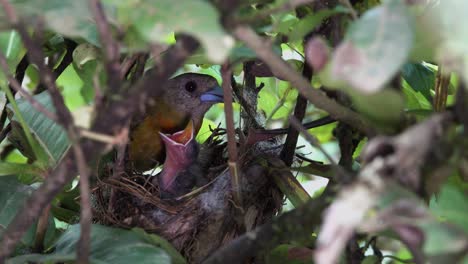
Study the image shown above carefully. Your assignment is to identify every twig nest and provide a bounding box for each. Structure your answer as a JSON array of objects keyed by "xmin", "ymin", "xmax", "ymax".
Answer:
[{"xmin": 93, "ymin": 140, "xmax": 283, "ymax": 262}]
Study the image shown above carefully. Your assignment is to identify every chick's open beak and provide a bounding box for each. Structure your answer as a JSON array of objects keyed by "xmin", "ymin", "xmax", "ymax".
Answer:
[
  {"xmin": 200, "ymin": 85, "xmax": 223, "ymax": 103},
  {"xmin": 157, "ymin": 121, "xmax": 198, "ymax": 195}
]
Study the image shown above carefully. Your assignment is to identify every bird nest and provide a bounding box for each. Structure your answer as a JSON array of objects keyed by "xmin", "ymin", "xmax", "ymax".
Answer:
[{"xmin": 92, "ymin": 132, "xmax": 284, "ymax": 263}]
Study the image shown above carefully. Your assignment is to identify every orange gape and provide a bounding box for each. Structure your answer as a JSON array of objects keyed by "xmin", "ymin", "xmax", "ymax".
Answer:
[
  {"xmin": 129, "ymin": 100, "xmax": 190, "ymax": 172},
  {"xmin": 127, "ymin": 73, "xmax": 223, "ymax": 172}
]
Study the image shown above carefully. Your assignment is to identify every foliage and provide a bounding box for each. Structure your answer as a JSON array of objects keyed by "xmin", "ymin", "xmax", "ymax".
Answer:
[{"xmin": 0, "ymin": 0, "xmax": 467, "ymax": 263}]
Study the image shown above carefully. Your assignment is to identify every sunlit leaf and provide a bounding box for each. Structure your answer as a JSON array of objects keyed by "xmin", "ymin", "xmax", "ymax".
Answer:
[
  {"xmin": 401, "ymin": 63, "xmax": 434, "ymax": 102},
  {"xmin": 104, "ymin": 0, "xmax": 234, "ymax": 63},
  {"xmin": 0, "ymin": 162, "xmax": 43, "ymax": 178},
  {"xmin": 331, "ymin": 0, "xmax": 413, "ymax": 93},
  {"xmin": 0, "ymin": 30, "xmax": 25, "ymax": 85}
]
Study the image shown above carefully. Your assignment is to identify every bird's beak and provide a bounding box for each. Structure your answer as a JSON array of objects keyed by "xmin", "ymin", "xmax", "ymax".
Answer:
[
  {"xmin": 200, "ymin": 85, "xmax": 223, "ymax": 103},
  {"xmin": 157, "ymin": 121, "xmax": 197, "ymax": 195}
]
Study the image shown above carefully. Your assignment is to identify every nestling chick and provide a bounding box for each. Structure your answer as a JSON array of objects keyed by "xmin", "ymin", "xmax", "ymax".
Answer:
[{"xmin": 155, "ymin": 121, "xmax": 207, "ymax": 199}]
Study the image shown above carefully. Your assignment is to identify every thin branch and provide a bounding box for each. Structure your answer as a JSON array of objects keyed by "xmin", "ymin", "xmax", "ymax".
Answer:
[
  {"xmin": 33, "ymin": 205, "xmax": 50, "ymax": 253},
  {"xmin": 120, "ymin": 54, "xmax": 139, "ymax": 80},
  {"xmin": 280, "ymin": 61, "xmax": 312, "ymax": 166},
  {"xmin": 0, "ymin": 124, "xmax": 11, "ymax": 143},
  {"xmin": 221, "ymin": 63, "xmax": 243, "ymax": 208},
  {"xmin": 73, "ymin": 143, "xmax": 92, "ymax": 264},
  {"xmin": 258, "ymin": 115, "xmax": 335, "ymax": 135},
  {"xmin": 0, "ymin": 51, "xmax": 58, "ymax": 122},
  {"xmin": 0, "ymin": 55, "xmax": 28, "ymax": 133},
  {"xmin": 89, "ymin": 0, "xmax": 122, "ymax": 93},
  {"xmin": 339, "ymin": 0, "xmax": 358, "ymax": 20},
  {"xmin": 233, "ymin": 26, "xmax": 374, "ymax": 135},
  {"xmin": 53, "ymin": 39, "xmax": 78, "ymax": 77},
  {"xmin": 434, "ymin": 66, "xmax": 450, "ymax": 112},
  {"xmin": 232, "ymin": 64, "xmax": 261, "ymax": 129},
  {"xmin": 289, "ymin": 116, "xmax": 337, "ymax": 166},
  {"xmin": 129, "ymin": 53, "xmax": 148, "ymax": 84}
]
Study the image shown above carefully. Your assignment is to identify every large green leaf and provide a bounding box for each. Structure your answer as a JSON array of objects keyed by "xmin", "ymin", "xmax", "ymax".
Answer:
[
  {"xmin": 429, "ymin": 0, "xmax": 468, "ymax": 85},
  {"xmin": 8, "ymin": 224, "xmax": 186, "ymax": 264},
  {"xmin": 7, "ymin": 92, "xmax": 71, "ymax": 165},
  {"xmin": 430, "ymin": 184, "xmax": 468, "ymax": 233},
  {"xmin": 2, "ymin": 0, "xmax": 233, "ymax": 63},
  {"xmin": 330, "ymin": 0, "xmax": 414, "ymax": 93},
  {"xmin": 103, "ymin": 0, "xmax": 233, "ymax": 63},
  {"xmin": 1, "ymin": 0, "xmax": 99, "ymax": 45},
  {"xmin": 0, "ymin": 176, "xmax": 56, "ymax": 249}
]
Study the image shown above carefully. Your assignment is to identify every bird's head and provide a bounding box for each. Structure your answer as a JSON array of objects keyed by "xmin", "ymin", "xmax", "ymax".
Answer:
[
  {"xmin": 163, "ymin": 73, "xmax": 223, "ymax": 130},
  {"xmin": 156, "ymin": 121, "xmax": 199, "ymax": 197}
]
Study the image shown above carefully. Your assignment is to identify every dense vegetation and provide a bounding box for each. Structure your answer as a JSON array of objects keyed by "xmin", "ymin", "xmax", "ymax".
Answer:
[{"xmin": 0, "ymin": 0, "xmax": 467, "ymax": 263}]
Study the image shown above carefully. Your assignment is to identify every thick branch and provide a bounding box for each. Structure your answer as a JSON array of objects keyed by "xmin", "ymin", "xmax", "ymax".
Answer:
[{"xmin": 204, "ymin": 194, "xmax": 330, "ymax": 264}]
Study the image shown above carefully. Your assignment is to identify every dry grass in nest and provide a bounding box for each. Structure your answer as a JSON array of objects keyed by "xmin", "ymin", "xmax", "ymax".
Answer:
[{"xmin": 92, "ymin": 136, "xmax": 285, "ymax": 262}]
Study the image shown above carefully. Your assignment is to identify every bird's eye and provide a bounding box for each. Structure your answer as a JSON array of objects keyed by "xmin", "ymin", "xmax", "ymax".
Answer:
[{"xmin": 185, "ymin": 81, "xmax": 197, "ymax": 93}]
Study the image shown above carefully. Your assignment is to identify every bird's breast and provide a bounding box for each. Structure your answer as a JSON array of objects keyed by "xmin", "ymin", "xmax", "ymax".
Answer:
[{"xmin": 129, "ymin": 104, "xmax": 190, "ymax": 171}]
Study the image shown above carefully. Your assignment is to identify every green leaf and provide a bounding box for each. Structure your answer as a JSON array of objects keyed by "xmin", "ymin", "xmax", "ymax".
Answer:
[
  {"xmin": 3, "ymin": 0, "xmax": 99, "ymax": 45},
  {"xmin": 0, "ymin": 176, "xmax": 56, "ymax": 249},
  {"xmin": 8, "ymin": 224, "xmax": 184, "ymax": 264},
  {"xmin": 428, "ymin": 0, "xmax": 468, "ymax": 85},
  {"xmin": 51, "ymin": 184, "xmax": 80, "ymax": 223},
  {"xmin": 229, "ymin": 43, "xmax": 282, "ymax": 64},
  {"xmin": 133, "ymin": 228, "xmax": 186, "ymax": 264},
  {"xmin": 401, "ymin": 63, "xmax": 434, "ymax": 102},
  {"xmin": 7, "ymin": 92, "xmax": 71, "ymax": 166},
  {"xmin": 402, "ymin": 78, "xmax": 432, "ymax": 112},
  {"xmin": 0, "ymin": 162, "xmax": 43, "ymax": 178},
  {"xmin": 420, "ymin": 220, "xmax": 468, "ymax": 262},
  {"xmin": 2, "ymin": 86, "xmax": 50, "ymax": 166},
  {"xmin": 266, "ymin": 244, "xmax": 312, "ymax": 264},
  {"xmin": 104, "ymin": 0, "xmax": 234, "ymax": 63},
  {"xmin": 0, "ymin": 31, "xmax": 25, "ymax": 86},
  {"xmin": 330, "ymin": 0, "xmax": 414, "ymax": 93},
  {"xmin": 430, "ymin": 184, "xmax": 468, "ymax": 233},
  {"xmin": 288, "ymin": 6, "xmax": 348, "ymax": 42},
  {"xmin": 349, "ymin": 88, "xmax": 405, "ymax": 125},
  {"xmin": 57, "ymin": 65, "xmax": 88, "ymax": 110},
  {"xmin": 71, "ymin": 43, "xmax": 105, "ymax": 104}
]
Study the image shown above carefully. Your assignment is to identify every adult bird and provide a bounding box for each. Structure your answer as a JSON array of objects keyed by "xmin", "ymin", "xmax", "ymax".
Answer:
[{"xmin": 129, "ymin": 73, "xmax": 223, "ymax": 172}]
